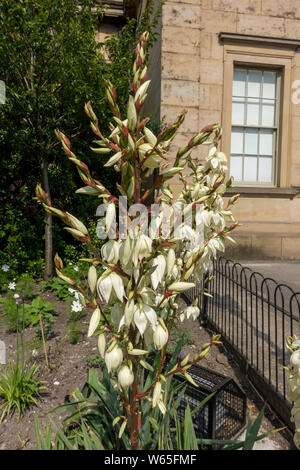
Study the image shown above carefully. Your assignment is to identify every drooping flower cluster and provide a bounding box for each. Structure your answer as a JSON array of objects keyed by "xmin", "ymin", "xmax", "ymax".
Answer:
[
  {"xmin": 286, "ymin": 336, "xmax": 300, "ymax": 448},
  {"xmin": 35, "ymin": 31, "xmax": 239, "ymax": 449}
]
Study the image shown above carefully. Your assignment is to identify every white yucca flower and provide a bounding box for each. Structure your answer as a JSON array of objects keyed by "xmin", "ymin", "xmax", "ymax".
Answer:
[
  {"xmin": 133, "ymin": 303, "xmax": 157, "ymax": 336},
  {"xmin": 118, "ymin": 365, "xmax": 134, "ymax": 389},
  {"xmin": 105, "ymin": 345, "xmax": 123, "ymax": 372},
  {"xmin": 97, "ymin": 271, "xmax": 125, "ymax": 303},
  {"xmin": 106, "ymin": 203, "xmax": 116, "ymax": 233},
  {"xmin": 180, "ymin": 304, "xmax": 200, "ymax": 323},
  {"xmin": 133, "ymin": 234, "xmax": 152, "ymax": 267},
  {"xmin": 101, "ymin": 240, "xmax": 120, "ymax": 264},
  {"xmin": 166, "ymin": 249, "xmax": 175, "ymax": 277},
  {"xmin": 150, "ymin": 254, "xmax": 166, "ymax": 290},
  {"xmin": 119, "ymin": 237, "xmax": 133, "ymax": 268},
  {"xmin": 291, "ymin": 350, "xmax": 300, "ymax": 371},
  {"xmin": 153, "ymin": 324, "xmax": 169, "ymax": 350}
]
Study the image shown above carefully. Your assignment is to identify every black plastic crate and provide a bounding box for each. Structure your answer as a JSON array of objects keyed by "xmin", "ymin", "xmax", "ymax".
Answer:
[{"xmin": 174, "ymin": 363, "xmax": 247, "ymax": 445}]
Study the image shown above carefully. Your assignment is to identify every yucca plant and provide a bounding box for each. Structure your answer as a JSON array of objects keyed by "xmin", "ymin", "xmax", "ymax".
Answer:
[
  {"xmin": 0, "ymin": 361, "xmax": 46, "ymax": 422},
  {"xmin": 35, "ymin": 31, "xmax": 241, "ymax": 449}
]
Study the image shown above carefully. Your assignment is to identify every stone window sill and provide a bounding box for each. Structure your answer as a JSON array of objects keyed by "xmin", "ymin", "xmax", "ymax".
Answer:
[{"xmin": 225, "ymin": 187, "xmax": 300, "ymax": 199}]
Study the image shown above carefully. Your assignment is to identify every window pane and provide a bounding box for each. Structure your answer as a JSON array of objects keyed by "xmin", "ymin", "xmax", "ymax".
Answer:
[
  {"xmin": 248, "ymin": 70, "xmax": 262, "ymax": 98},
  {"xmin": 230, "ymin": 156, "xmax": 243, "ymax": 182},
  {"xmin": 233, "ymin": 69, "xmax": 246, "ymax": 97},
  {"xmin": 263, "ymin": 72, "xmax": 276, "ymax": 99},
  {"xmin": 231, "ymin": 128, "xmax": 244, "ymax": 154},
  {"xmin": 247, "ymin": 98, "xmax": 260, "ymax": 126},
  {"xmin": 244, "ymin": 156, "xmax": 257, "ymax": 181},
  {"xmin": 258, "ymin": 156, "xmax": 273, "ymax": 182},
  {"xmin": 245, "ymin": 128, "xmax": 258, "ymax": 155},
  {"xmin": 261, "ymin": 100, "xmax": 275, "ymax": 126},
  {"xmin": 232, "ymin": 98, "xmax": 245, "ymax": 125},
  {"xmin": 259, "ymin": 129, "xmax": 273, "ymax": 155}
]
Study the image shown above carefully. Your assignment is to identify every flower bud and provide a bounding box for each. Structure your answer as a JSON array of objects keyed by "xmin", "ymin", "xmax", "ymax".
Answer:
[
  {"xmin": 118, "ymin": 365, "xmax": 134, "ymax": 389},
  {"xmin": 291, "ymin": 350, "xmax": 300, "ymax": 371},
  {"xmin": 105, "ymin": 345, "xmax": 123, "ymax": 373},
  {"xmin": 153, "ymin": 324, "xmax": 169, "ymax": 350},
  {"xmin": 88, "ymin": 265, "xmax": 97, "ymax": 294}
]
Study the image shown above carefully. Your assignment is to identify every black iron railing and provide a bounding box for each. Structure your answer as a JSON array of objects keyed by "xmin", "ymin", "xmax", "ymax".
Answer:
[{"xmin": 184, "ymin": 257, "xmax": 300, "ymax": 428}]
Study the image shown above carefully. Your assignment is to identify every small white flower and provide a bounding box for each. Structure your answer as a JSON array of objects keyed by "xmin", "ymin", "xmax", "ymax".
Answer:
[
  {"xmin": 71, "ymin": 300, "xmax": 83, "ymax": 312},
  {"xmin": 8, "ymin": 282, "xmax": 16, "ymax": 290},
  {"xmin": 74, "ymin": 266, "xmax": 79, "ymax": 272},
  {"xmin": 14, "ymin": 293, "xmax": 20, "ymax": 299},
  {"xmin": 2, "ymin": 264, "xmax": 10, "ymax": 272}
]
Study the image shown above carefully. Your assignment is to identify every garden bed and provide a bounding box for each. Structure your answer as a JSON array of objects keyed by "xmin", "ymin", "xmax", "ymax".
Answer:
[{"xmin": 0, "ymin": 289, "xmax": 293, "ymax": 450}]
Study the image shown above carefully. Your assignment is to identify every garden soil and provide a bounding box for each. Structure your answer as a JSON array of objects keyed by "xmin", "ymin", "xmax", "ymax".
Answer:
[{"xmin": 0, "ymin": 291, "xmax": 295, "ymax": 450}]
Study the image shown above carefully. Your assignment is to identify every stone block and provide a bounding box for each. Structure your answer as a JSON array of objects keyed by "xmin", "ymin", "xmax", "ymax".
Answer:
[
  {"xmin": 162, "ymin": 26, "xmax": 200, "ymax": 55},
  {"xmin": 199, "ymin": 84, "xmax": 223, "ymax": 110},
  {"xmin": 284, "ymin": 18, "xmax": 300, "ymax": 39},
  {"xmin": 210, "ymin": 33, "xmax": 224, "ymax": 60},
  {"xmin": 161, "ymin": 79, "xmax": 199, "ymax": 107},
  {"xmin": 199, "ymin": 58, "xmax": 223, "ymax": 85},
  {"xmin": 262, "ymin": 0, "xmax": 300, "ymax": 19},
  {"xmin": 237, "ymin": 14, "xmax": 285, "ymax": 37},
  {"xmin": 200, "ymin": 9, "xmax": 237, "ymax": 33},
  {"xmin": 162, "ymin": 2, "xmax": 201, "ymax": 29},
  {"xmin": 200, "ymin": 33, "xmax": 212, "ymax": 59},
  {"xmin": 162, "ymin": 53, "xmax": 199, "ymax": 82}
]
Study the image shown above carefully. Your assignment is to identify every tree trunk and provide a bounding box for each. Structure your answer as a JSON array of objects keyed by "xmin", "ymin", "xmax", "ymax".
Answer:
[{"xmin": 41, "ymin": 157, "xmax": 53, "ymax": 280}]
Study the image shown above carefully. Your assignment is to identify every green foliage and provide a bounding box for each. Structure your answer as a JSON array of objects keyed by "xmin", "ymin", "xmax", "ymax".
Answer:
[
  {"xmin": 34, "ymin": 367, "xmax": 131, "ymax": 450},
  {"xmin": 40, "ymin": 276, "xmax": 72, "ymax": 301},
  {"xmin": 1, "ymin": 296, "xmax": 32, "ymax": 331},
  {"xmin": 84, "ymin": 352, "xmax": 105, "ymax": 369},
  {"xmin": 16, "ymin": 273, "xmax": 36, "ymax": 299},
  {"xmin": 1, "ymin": 294, "xmax": 56, "ymax": 331},
  {"xmin": 35, "ymin": 311, "xmax": 56, "ymax": 341},
  {"xmin": 27, "ymin": 296, "xmax": 57, "ymax": 326},
  {"xmin": 0, "ymin": 361, "xmax": 46, "ymax": 423}
]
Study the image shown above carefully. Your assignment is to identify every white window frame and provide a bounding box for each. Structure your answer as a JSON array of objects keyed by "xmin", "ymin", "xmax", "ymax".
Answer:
[{"xmin": 230, "ymin": 65, "xmax": 281, "ymax": 186}]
